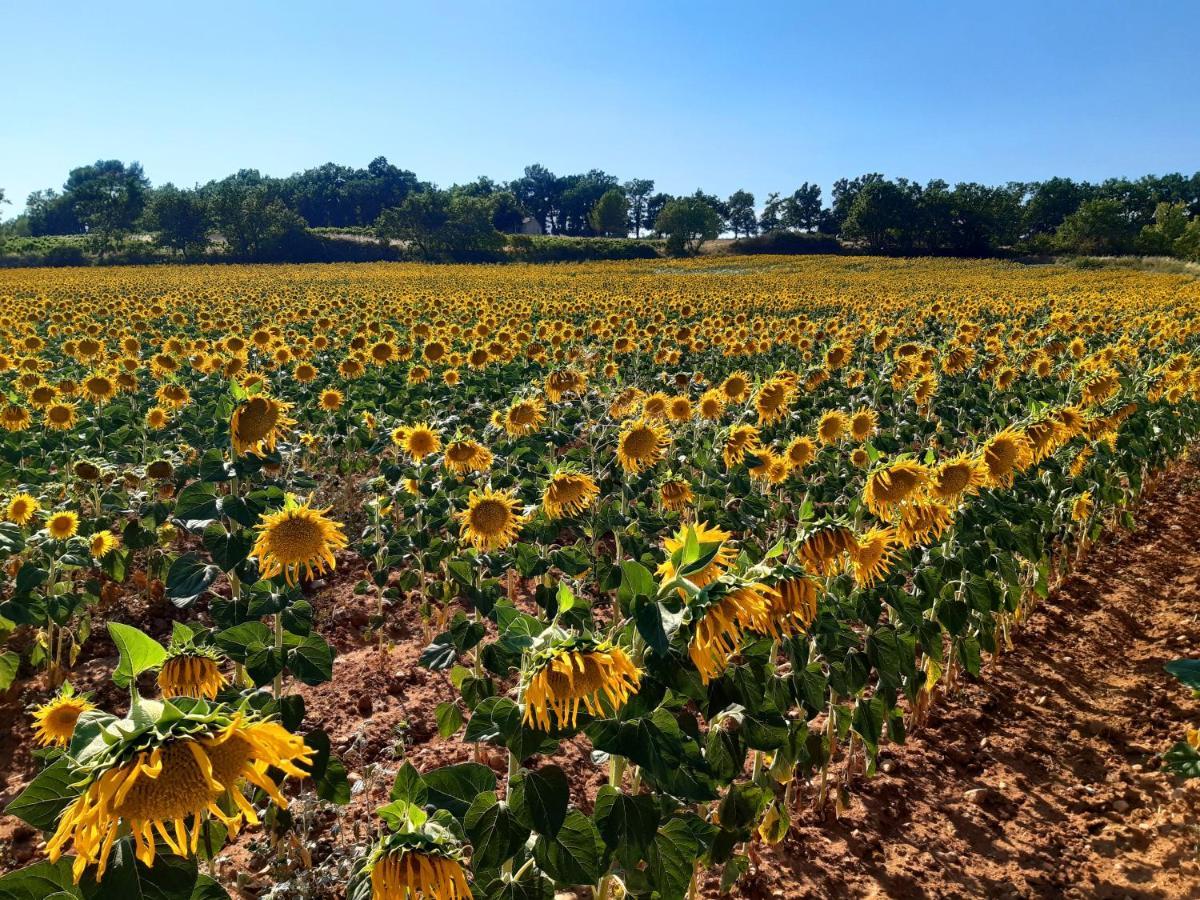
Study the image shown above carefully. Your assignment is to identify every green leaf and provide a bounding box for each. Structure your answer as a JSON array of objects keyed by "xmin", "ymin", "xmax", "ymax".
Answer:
[
  {"xmin": 5, "ymin": 759, "xmax": 81, "ymax": 833},
  {"xmin": 165, "ymin": 554, "xmax": 221, "ymax": 608},
  {"xmin": 478, "ymin": 868, "xmax": 554, "ymax": 900},
  {"xmin": 190, "ymin": 875, "xmax": 232, "ymax": 900},
  {"xmin": 436, "ymin": 702, "xmax": 464, "ymax": 738},
  {"xmin": 593, "ymin": 785, "xmax": 659, "ymax": 865},
  {"xmin": 422, "ymin": 763, "xmax": 496, "ymax": 820},
  {"xmin": 287, "ymin": 634, "xmax": 334, "ymax": 685},
  {"xmin": 509, "ymin": 765, "xmax": 570, "ymax": 838},
  {"xmin": 852, "ymin": 696, "xmax": 887, "ymax": 753},
  {"xmin": 108, "ymin": 622, "xmax": 166, "ymax": 689},
  {"xmin": 0, "ymin": 650, "xmax": 19, "ymax": 692},
  {"xmin": 618, "ymin": 559, "xmax": 655, "ymax": 604},
  {"xmin": 1165, "ymin": 659, "xmax": 1200, "ymax": 692},
  {"xmin": 79, "ymin": 837, "xmax": 200, "ymax": 898},
  {"xmin": 390, "ymin": 762, "xmax": 428, "ymax": 805},
  {"xmin": 0, "ymin": 858, "xmax": 82, "ymax": 899},
  {"xmin": 532, "ymin": 809, "xmax": 602, "ymax": 885},
  {"xmin": 464, "ymin": 792, "xmax": 529, "ymax": 869},
  {"xmin": 647, "ymin": 817, "xmax": 701, "ymax": 900}
]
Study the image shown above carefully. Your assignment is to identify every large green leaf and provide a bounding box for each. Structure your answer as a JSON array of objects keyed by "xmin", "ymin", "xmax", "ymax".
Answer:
[
  {"xmin": 165, "ymin": 554, "xmax": 221, "ymax": 608},
  {"xmin": 422, "ymin": 762, "xmax": 496, "ymax": 820},
  {"xmin": 6, "ymin": 758, "xmax": 81, "ymax": 831},
  {"xmin": 532, "ymin": 809, "xmax": 602, "ymax": 885},
  {"xmin": 509, "ymin": 765, "xmax": 569, "ymax": 838},
  {"xmin": 464, "ymin": 792, "xmax": 529, "ymax": 869},
  {"xmin": 108, "ymin": 622, "xmax": 167, "ymax": 688},
  {"xmin": 593, "ymin": 785, "xmax": 659, "ymax": 866}
]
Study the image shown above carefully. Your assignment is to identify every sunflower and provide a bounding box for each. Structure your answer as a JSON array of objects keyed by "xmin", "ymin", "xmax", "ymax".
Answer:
[
  {"xmin": 369, "ymin": 842, "xmax": 473, "ymax": 900},
  {"xmin": 659, "ymin": 477, "xmax": 695, "ymax": 512},
  {"xmin": 159, "ymin": 648, "xmax": 227, "ymax": 700},
  {"xmin": 897, "ymin": 500, "xmax": 954, "ymax": 548},
  {"xmin": 769, "ymin": 574, "xmax": 818, "ymax": 635},
  {"xmin": 443, "ymin": 439, "xmax": 492, "ymax": 475},
  {"xmin": 696, "ymin": 388, "xmax": 725, "ymax": 420},
  {"xmin": 754, "ymin": 378, "xmax": 793, "ymax": 425},
  {"xmin": 32, "ymin": 685, "xmax": 94, "ymax": 747},
  {"xmin": 657, "ymin": 521, "xmax": 737, "ymax": 591},
  {"xmin": 47, "ymin": 710, "xmax": 312, "ymax": 882},
  {"xmin": 47, "ymin": 510, "xmax": 80, "ymax": 540},
  {"xmin": 1071, "ymin": 491, "xmax": 1094, "ymax": 523},
  {"xmin": 817, "ymin": 410, "xmax": 848, "ymax": 444},
  {"xmin": 45, "ymin": 400, "xmax": 79, "ymax": 431},
  {"xmin": 1, "ymin": 404, "xmax": 31, "ymax": 432},
  {"xmin": 785, "ymin": 435, "xmax": 817, "ymax": 471},
  {"xmin": 748, "ymin": 449, "xmax": 790, "ymax": 485},
  {"xmin": 852, "ymin": 527, "xmax": 901, "ymax": 588},
  {"xmin": 6, "ymin": 492, "xmax": 39, "ymax": 526},
  {"xmin": 319, "ymin": 388, "xmax": 344, "ymax": 411},
  {"xmin": 542, "ymin": 471, "xmax": 600, "ymax": 519},
  {"xmin": 82, "ymin": 372, "xmax": 118, "ymax": 405},
  {"xmin": 523, "ymin": 641, "xmax": 641, "ymax": 730},
  {"xmin": 796, "ymin": 523, "xmax": 857, "ymax": 575},
  {"xmin": 89, "ymin": 529, "xmax": 121, "ymax": 559},
  {"xmin": 667, "ymin": 395, "xmax": 693, "ymax": 423},
  {"xmin": 979, "ymin": 428, "xmax": 1034, "ymax": 488},
  {"xmin": 863, "ymin": 460, "xmax": 930, "ymax": 517},
  {"xmin": 929, "ymin": 454, "xmax": 986, "ymax": 501},
  {"xmin": 230, "ymin": 395, "xmax": 294, "ymax": 456},
  {"xmin": 722, "ymin": 423, "xmax": 760, "ymax": 469},
  {"xmin": 251, "ymin": 496, "xmax": 348, "ymax": 586},
  {"xmin": 145, "ymin": 406, "xmax": 171, "ymax": 430},
  {"xmin": 457, "ymin": 488, "xmax": 525, "ymax": 552},
  {"xmin": 400, "ymin": 423, "xmax": 442, "ymax": 462},
  {"xmin": 156, "ymin": 383, "xmax": 191, "ymax": 409},
  {"xmin": 616, "ymin": 418, "xmax": 669, "ymax": 474},
  {"xmin": 642, "ymin": 392, "xmax": 669, "ymax": 420},
  {"xmin": 849, "ymin": 408, "xmax": 878, "ymax": 442},
  {"xmin": 503, "ymin": 397, "xmax": 546, "ymax": 436},
  {"xmin": 688, "ymin": 581, "xmax": 774, "ymax": 683},
  {"xmin": 720, "ymin": 371, "xmax": 751, "ymax": 402}
]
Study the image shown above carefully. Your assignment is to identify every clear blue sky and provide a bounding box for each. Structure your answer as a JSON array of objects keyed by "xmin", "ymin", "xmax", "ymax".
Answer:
[{"xmin": 2, "ymin": 0, "xmax": 1197, "ymax": 216}]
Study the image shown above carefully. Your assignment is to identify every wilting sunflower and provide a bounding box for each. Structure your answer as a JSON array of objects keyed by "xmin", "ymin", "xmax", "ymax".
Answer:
[
  {"xmin": 89, "ymin": 529, "xmax": 121, "ymax": 559},
  {"xmin": 754, "ymin": 378, "xmax": 794, "ymax": 425},
  {"xmin": 319, "ymin": 388, "xmax": 344, "ymax": 411},
  {"xmin": 400, "ymin": 423, "xmax": 441, "ymax": 462},
  {"xmin": 769, "ymin": 573, "xmax": 819, "ymax": 635},
  {"xmin": 44, "ymin": 400, "xmax": 79, "ymax": 431},
  {"xmin": 6, "ymin": 492, "xmax": 39, "ymax": 526},
  {"xmin": 159, "ymin": 647, "xmax": 227, "ymax": 700},
  {"xmin": 979, "ymin": 428, "xmax": 1034, "ymax": 488},
  {"xmin": 366, "ymin": 834, "xmax": 473, "ymax": 900},
  {"xmin": 785, "ymin": 435, "xmax": 817, "ymax": 471},
  {"xmin": 522, "ymin": 639, "xmax": 641, "ymax": 730},
  {"xmin": 443, "ymin": 438, "xmax": 492, "ymax": 475},
  {"xmin": 863, "ymin": 459, "xmax": 930, "ymax": 518},
  {"xmin": 796, "ymin": 522, "xmax": 857, "ymax": 576},
  {"xmin": 457, "ymin": 488, "xmax": 525, "ymax": 552},
  {"xmin": 748, "ymin": 449, "xmax": 790, "ymax": 485},
  {"xmin": 542, "ymin": 470, "xmax": 600, "ymax": 519},
  {"xmin": 1, "ymin": 404, "xmax": 31, "ymax": 432},
  {"xmin": 659, "ymin": 477, "xmax": 695, "ymax": 512},
  {"xmin": 817, "ymin": 409, "xmax": 849, "ymax": 444},
  {"xmin": 657, "ymin": 521, "xmax": 737, "ymax": 591},
  {"xmin": 47, "ymin": 707, "xmax": 312, "ymax": 881},
  {"xmin": 252, "ymin": 495, "xmax": 348, "ymax": 585},
  {"xmin": 82, "ymin": 372, "xmax": 118, "ymax": 405},
  {"xmin": 47, "ymin": 510, "xmax": 80, "ymax": 540},
  {"xmin": 929, "ymin": 454, "xmax": 986, "ymax": 501},
  {"xmin": 230, "ymin": 394, "xmax": 294, "ymax": 456},
  {"xmin": 1071, "ymin": 491, "xmax": 1095, "ymax": 523},
  {"xmin": 688, "ymin": 580, "xmax": 774, "ymax": 683},
  {"xmin": 849, "ymin": 408, "xmax": 879, "ymax": 442},
  {"xmin": 852, "ymin": 527, "xmax": 901, "ymax": 588},
  {"xmin": 616, "ymin": 418, "xmax": 669, "ymax": 474},
  {"xmin": 503, "ymin": 397, "xmax": 546, "ymax": 436},
  {"xmin": 145, "ymin": 406, "xmax": 171, "ymax": 430},
  {"xmin": 897, "ymin": 500, "xmax": 954, "ymax": 548},
  {"xmin": 722, "ymin": 423, "xmax": 760, "ymax": 469},
  {"xmin": 32, "ymin": 684, "xmax": 94, "ymax": 747}
]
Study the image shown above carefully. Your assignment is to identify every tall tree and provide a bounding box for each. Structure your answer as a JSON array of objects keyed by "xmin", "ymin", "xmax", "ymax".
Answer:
[
  {"xmin": 622, "ymin": 178, "xmax": 655, "ymax": 237},
  {"xmin": 147, "ymin": 184, "xmax": 210, "ymax": 258},
  {"xmin": 590, "ymin": 188, "xmax": 631, "ymax": 236},
  {"xmin": 509, "ymin": 164, "xmax": 560, "ymax": 234},
  {"xmin": 758, "ymin": 192, "xmax": 784, "ymax": 233},
  {"xmin": 783, "ymin": 183, "xmax": 822, "ymax": 231},
  {"xmin": 726, "ymin": 190, "xmax": 757, "ymax": 238},
  {"xmin": 655, "ymin": 197, "xmax": 721, "ymax": 256},
  {"xmin": 66, "ymin": 160, "xmax": 151, "ymax": 253}
]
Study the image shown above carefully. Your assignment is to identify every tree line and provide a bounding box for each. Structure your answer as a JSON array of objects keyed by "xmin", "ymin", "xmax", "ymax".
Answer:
[{"xmin": 3, "ymin": 159, "xmax": 1200, "ymax": 262}]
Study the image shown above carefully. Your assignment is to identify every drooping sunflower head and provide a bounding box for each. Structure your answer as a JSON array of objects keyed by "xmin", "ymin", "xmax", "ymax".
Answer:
[
  {"xmin": 769, "ymin": 572, "xmax": 819, "ymax": 636},
  {"xmin": 230, "ymin": 394, "xmax": 294, "ymax": 457},
  {"xmin": 504, "ymin": 397, "xmax": 546, "ymax": 436},
  {"xmin": 849, "ymin": 408, "xmax": 879, "ymax": 442},
  {"xmin": 688, "ymin": 579, "xmax": 775, "ymax": 683},
  {"xmin": 47, "ymin": 705, "xmax": 312, "ymax": 882},
  {"xmin": 443, "ymin": 438, "xmax": 492, "ymax": 475},
  {"xmin": 159, "ymin": 646, "xmax": 227, "ymax": 700},
  {"xmin": 817, "ymin": 409, "xmax": 849, "ymax": 445},
  {"xmin": 897, "ymin": 499, "xmax": 955, "ymax": 548},
  {"xmin": 1071, "ymin": 491, "xmax": 1095, "ymax": 523},
  {"xmin": 401, "ymin": 423, "xmax": 442, "ymax": 462},
  {"xmin": 6, "ymin": 492, "xmax": 39, "ymax": 526},
  {"xmin": 1025, "ymin": 417, "xmax": 1065, "ymax": 464},
  {"xmin": 754, "ymin": 378, "xmax": 793, "ymax": 425},
  {"xmin": 929, "ymin": 454, "xmax": 986, "ymax": 501},
  {"xmin": 747, "ymin": 449, "xmax": 789, "ymax": 485},
  {"xmin": 32, "ymin": 684, "xmax": 95, "ymax": 747},
  {"xmin": 863, "ymin": 459, "xmax": 930, "ymax": 517},
  {"xmin": 457, "ymin": 488, "xmax": 525, "ymax": 552},
  {"xmin": 617, "ymin": 418, "xmax": 669, "ymax": 474},
  {"xmin": 722, "ymin": 423, "xmax": 760, "ymax": 469},
  {"xmin": 47, "ymin": 510, "xmax": 80, "ymax": 541},
  {"xmin": 796, "ymin": 522, "xmax": 858, "ymax": 576},
  {"xmin": 251, "ymin": 495, "xmax": 348, "ymax": 586},
  {"xmin": 657, "ymin": 521, "xmax": 737, "ymax": 592},
  {"xmin": 852, "ymin": 527, "xmax": 901, "ymax": 588},
  {"xmin": 658, "ymin": 476, "xmax": 695, "ymax": 512},
  {"xmin": 523, "ymin": 638, "xmax": 642, "ymax": 731},
  {"xmin": 542, "ymin": 470, "xmax": 600, "ymax": 520},
  {"xmin": 89, "ymin": 529, "xmax": 121, "ymax": 560},
  {"xmin": 979, "ymin": 428, "xmax": 1034, "ymax": 488},
  {"xmin": 366, "ymin": 831, "xmax": 473, "ymax": 900}
]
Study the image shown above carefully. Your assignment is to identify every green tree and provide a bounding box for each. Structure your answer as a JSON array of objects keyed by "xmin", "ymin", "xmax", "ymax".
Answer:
[
  {"xmin": 376, "ymin": 190, "xmax": 503, "ymax": 260},
  {"xmin": 759, "ymin": 192, "xmax": 784, "ymax": 233},
  {"xmin": 147, "ymin": 184, "xmax": 210, "ymax": 258},
  {"xmin": 840, "ymin": 180, "xmax": 918, "ymax": 252},
  {"xmin": 1136, "ymin": 201, "xmax": 1190, "ymax": 255},
  {"xmin": 207, "ymin": 176, "xmax": 307, "ymax": 260},
  {"xmin": 726, "ymin": 190, "xmax": 757, "ymax": 238},
  {"xmin": 66, "ymin": 160, "xmax": 151, "ymax": 255},
  {"xmin": 783, "ymin": 183, "xmax": 822, "ymax": 231},
  {"xmin": 589, "ymin": 188, "xmax": 630, "ymax": 236},
  {"xmin": 622, "ymin": 178, "xmax": 655, "ymax": 236},
  {"xmin": 1054, "ymin": 198, "xmax": 1135, "ymax": 255},
  {"xmin": 655, "ymin": 197, "xmax": 721, "ymax": 256}
]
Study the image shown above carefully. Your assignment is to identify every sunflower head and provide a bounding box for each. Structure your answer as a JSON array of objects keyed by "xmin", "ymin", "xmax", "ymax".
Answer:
[
  {"xmin": 863, "ymin": 459, "xmax": 930, "ymax": 517},
  {"xmin": 503, "ymin": 397, "xmax": 546, "ymax": 436},
  {"xmin": 852, "ymin": 527, "xmax": 901, "ymax": 588},
  {"xmin": 443, "ymin": 438, "xmax": 492, "ymax": 475},
  {"xmin": 1071, "ymin": 491, "xmax": 1095, "ymax": 523},
  {"xmin": 897, "ymin": 499, "xmax": 954, "ymax": 548},
  {"xmin": 617, "ymin": 418, "xmax": 669, "ymax": 474},
  {"xmin": 929, "ymin": 454, "xmax": 986, "ymax": 501},
  {"xmin": 457, "ymin": 488, "xmax": 525, "ymax": 552},
  {"xmin": 785, "ymin": 435, "xmax": 817, "ymax": 471},
  {"xmin": 542, "ymin": 470, "xmax": 600, "ymax": 519},
  {"xmin": 657, "ymin": 521, "xmax": 738, "ymax": 593},
  {"xmin": 159, "ymin": 646, "xmax": 227, "ymax": 700},
  {"xmin": 522, "ymin": 638, "xmax": 641, "ymax": 731},
  {"xmin": 319, "ymin": 388, "xmax": 344, "ymax": 411},
  {"xmin": 817, "ymin": 410, "xmax": 848, "ymax": 444},
  {"xmin": 365, "ymin": 830, "xmax": 473, "ymax": 900},
  {"xmin": 252, "ymin": 495, "xmax": 348, "ymax": 585},
  {"xmin": 722, "ymin": 424, "xmax": 760, "ymax": 469},
  {"xmin": 89, "ymin": 529, "xmax": 121, "ymax": 560},
  {"xmin": 754, "ymin": 378, "xmax": 793, "ymax": 425},
  {"xmin": 796, "ymin": 522, "xmax": 858, "ymax": 576},
  {"xmin": 401, "ymin": 423, "xmax": 442, "ymax": 462},
  {"xmin": 687, "ymin": 578, "xmax": 775, "ymax": 683},
  {"xmin": 979, "ymin": 428, "xmax": 1034, "ymax": 487},
  {"xmin": 658, "ymin": 476, "xmax": 695, "ymax": 512},
  {"xmin": 45, "ymin": 400, "xmax": 79, "ymax": 431},
  {"xmin": 6, "ymin": 492, "xmax": 39, "ymax": 526},
  {"xmin": 32, "ymin": 684, "xmax": 95, "ymax": 747},
  {"xmin": 230, "ymin": 394, "xmax": 294, "ymax": 456},
  {"xmin": 849, "ymin": 408, "xmax": 878, "ymax": 442},
  {"xmin": 47, "ymin": 510, "xmax": 80, "ymax": 541},
  {"xmin": 769, "ymin": 572, "xmax": 819, "ymax": 636}
]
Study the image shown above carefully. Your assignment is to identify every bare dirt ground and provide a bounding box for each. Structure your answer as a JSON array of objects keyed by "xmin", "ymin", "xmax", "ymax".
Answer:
[{"xmin": 2, "ymin": 461, "xmax": 1199, "ymax": 898}]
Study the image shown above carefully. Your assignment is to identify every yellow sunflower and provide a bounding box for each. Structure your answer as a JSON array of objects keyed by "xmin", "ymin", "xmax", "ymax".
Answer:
[
  {"xmin": 542, "ymin": 471, "xmax": 600, "ymax": 519},
  {"xmin": 659, "ymin": 478, "xmax": 695, "ymax": 512},
  {"xmin": 47, "ymin": 510, "xmax": 80, "ymax": 540},
  {"xmin": 32, "ymin": 687, "xmax": 95, "ymax": 747},
  {"xmin": 863, "ymin": 460, "xmax": 930, "ymax": 518},
  {"xmin": 6, "ymin": 492, "xmax": 39, "ymax": 526},
  {"xmin": 159, "ymin": 650, "xmax": 227, "ymax": 700},
  {"xmin": 319, "ymin": 388, "xmax": 344, "ymax": 411},
  {"xmin": 616, "ymin": 418, "xmax": 669, "ymax": 474},
  {"xmin": 443, "ymin": 439, "xmax": 493, "ymax": 475},
  {"xmin": 1, "ymin": 404, "xmax": 31, "ymax": 432},
  {"xmin": 457, "ymin": 488, "xmax": 525, "ymax": 552},
  {"xmin": 370, "ymin": 846, "xmax": 473, "ymax": 900},
  {"xmin": 503, "ymin": 397, "xmax": 546, "ymax": 436},
  {"xmin": 929, "ymin": 454, "xmax": 986, "ymax": 501},
  {"xmin": 145, "ymin": 406, "xmax": 171, "ymax": 430},
  {"xmin": 523, "ymin": 643, "xmax": 641, "ymax": 730},
  {"xmin": 688, "ymin": 583, "xmax": 774, "ymax": 683},
  {"xmin": 251, "ymin": 496, "xmax": 348, "ymax": 585},
  {"xmin": 754, "ymin": 378, "xmax": 793, "ymax": 425},
  {"xmin": 89, "ymin": 529, "xmax": 121, "ymax": 559},
  {"xmin": 230, "ymin": 395, "xmax": 294, "ymax": 456},
  {"xmin": 400, "ymin": 423, "xmax": 442, "ymax": 462},
  {"xmin": 852, "ymin": 527, "xmax": 901, "ymax": 588},
  {"xmin": 45, "ymin": 400, "xmax": 79, "ymax": 431},
  {"xmin": 722, "ymin": 424, "xmax": 760, "ymax": 469},
  {"xmin": 979, "ymin": 428, "xmax": 1034, "ymax": 488},
  {"xmin": 816, "ymin": 410, "xmax": 848, "ymax": 444}
]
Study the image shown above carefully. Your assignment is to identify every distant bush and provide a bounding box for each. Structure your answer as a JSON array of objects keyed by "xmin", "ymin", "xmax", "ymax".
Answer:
[
  {"xmin": 731, "ymin": 231, "xmax": 844, "ymax": 255},
  {"xmin": 507, "ymin": 235, "xmax": 660, "ymax": 262}
]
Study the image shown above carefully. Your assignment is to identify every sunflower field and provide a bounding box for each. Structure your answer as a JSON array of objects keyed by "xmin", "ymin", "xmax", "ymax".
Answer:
[{"xmin": 0, "ymin": 255, "xmax": 1197, "ymax": 899}]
